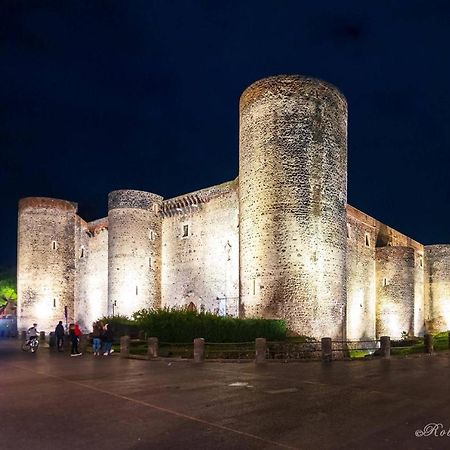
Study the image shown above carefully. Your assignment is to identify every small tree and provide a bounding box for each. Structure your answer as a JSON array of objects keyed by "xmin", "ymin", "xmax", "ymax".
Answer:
[{"xmin": 0, "ymin": 277, "xmax": 17, "ymax": 312}]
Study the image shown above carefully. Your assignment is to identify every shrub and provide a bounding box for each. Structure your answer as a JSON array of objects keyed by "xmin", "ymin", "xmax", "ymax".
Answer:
[{"xmin": 100, "ymin": 308, "xmax": 287, "ymax": 342}]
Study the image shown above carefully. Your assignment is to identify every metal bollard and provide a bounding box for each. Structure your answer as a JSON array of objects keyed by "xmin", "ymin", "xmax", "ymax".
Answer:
[
  {"xmin": 194, "ymin": 338, "xmax": 205, "ymax": 363},
  {"xmin": 120, "ymin": 336, "xmax": 130, "ymax": 357},
  {"xmin": 255, "ymin": 338, "xmax": 267, "ymax": 364},
  {"xmin": 147, "ymin": 337, "xmax": 159, "ymax": 359},
  {"xmin": 380, "ymin": 336, "xmax": 391, "ymax": 359},
  {"xmin": 321, "ymin": 337, "xmax": 332, "ymax": 362},
  {"xmin": 424, "ymin": 333, "xmax": 433, "ymax": 354}
]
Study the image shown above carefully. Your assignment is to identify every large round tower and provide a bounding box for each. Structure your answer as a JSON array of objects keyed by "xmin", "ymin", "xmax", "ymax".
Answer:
[
  {"xmin": 108, "ymin": 190, "xmax": 163, "ymax": 317},
  {"xmin": 239, "ymin": 75, "xmax": 348, "ymax": 338},
  {"xmin": 17, "ymin": 197, "xmax": 77, "ymax": 332}
]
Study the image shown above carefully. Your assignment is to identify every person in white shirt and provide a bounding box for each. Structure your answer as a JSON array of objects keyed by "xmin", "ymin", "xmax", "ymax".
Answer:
[{"xmin": 26, "ymin": 323, "xmax": 39, "ymax": 343}]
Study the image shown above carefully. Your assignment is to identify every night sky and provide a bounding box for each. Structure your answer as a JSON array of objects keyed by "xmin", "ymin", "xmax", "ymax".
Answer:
[{"xmin": 2, "ymin": 1, "xmax": 450, "ymax": 267}]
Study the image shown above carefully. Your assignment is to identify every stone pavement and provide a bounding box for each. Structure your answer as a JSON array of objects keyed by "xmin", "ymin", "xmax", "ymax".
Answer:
[{"xmin": 1, "ymin": 338, "xmax": 450, "ymax": 450}]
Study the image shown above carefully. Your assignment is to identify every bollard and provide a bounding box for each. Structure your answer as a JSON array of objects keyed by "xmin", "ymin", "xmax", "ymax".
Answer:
[
  {"xmin": 120, "ymin": 336, "xmax": 130, "ymax": 357},
  {"xmin": 380, "ymin": 336, "xmax": 391, "ymax": 359},
  {"xmin": 49, "ymin": 332, "xmax": 56, "ymax": 349},
  {"xmin": 194, "ymin": 338, "xmax": 205, "ymax": 363},
  {"xmin": 424, "ymin": 333, "xmax": 433, "ymax": 354},
  {"xmin": 321, "ymin": 337, "xmax": 332, "ymax": 362},
  {"xmin": 147, "ymin": 337, "xmax": 159, "ymax": 359},
  {"xmin": 255, "ymin": 338, "xmax": 267, "ymax": 364},
  {"xmin": 39, "ymin": 331, "xmax": 45, "ymax": 341}
]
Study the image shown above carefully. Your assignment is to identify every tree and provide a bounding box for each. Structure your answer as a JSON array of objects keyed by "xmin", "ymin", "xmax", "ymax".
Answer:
[{"xmin": 0, "ymin": 269, "xmax": 17, "ymax": 310}]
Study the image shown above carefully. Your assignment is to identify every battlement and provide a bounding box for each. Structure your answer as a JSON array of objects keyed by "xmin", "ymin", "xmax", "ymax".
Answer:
[
  {"xmin": 161, "ymin": 178, "xmax": 238, "ymax": 217},
  {"xmin": 108, "ymin": 190, "xmax": 163, "ymax": 211},
  {"xmin": 240, "ymin": 75, "xmax": 347, "ymax": 112},
  {"xmin": 19, "ymin": 197, "xmax": 77, "ymax": 213}
]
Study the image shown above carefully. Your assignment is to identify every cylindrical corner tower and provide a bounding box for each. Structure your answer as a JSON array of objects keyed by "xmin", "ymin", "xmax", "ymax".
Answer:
[
  {"xmin": 424, "ymin": 245, "xmax": 450, "ymax": 332},
  {"xmin": 108, "ymin": 190, "xmax": 163, "ymax": 317},
  {"xmin": 376, "ymin": 246, "xmax": 415, "ymax": 338},
  {"xmin": 239, "ymin": 75, "xmax": 348, "ymax": 338},
  {"xmin": 17, "ymin": 197, "xmax": 77, "ymax": 332}
]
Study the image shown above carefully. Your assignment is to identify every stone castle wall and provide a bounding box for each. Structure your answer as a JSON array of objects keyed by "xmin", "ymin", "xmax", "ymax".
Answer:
[
  {"xmin": 108, "ymin": 190, "xmax": 163, "ymax": 318},
  {"xmin": 17, "ymin": 198, "xmax": 77, "ymax": 332},
  {"xmin": 424, "ymin": 245, "xmax": 450, "ymax": 332},
  {"xmin": 376, "ymin": 246, "xmax": 416, "ymax": 338},
  {"xmin": 74, "ymin": 218, "xmax": 108, "ymax": 332},
  {"xmin": 239, "ymin": 75, "xmax": 348, "ymax": 338},
  {"xmin": 161, "ymin": 181, "xmax": 239, "ymax": 315},
  {"xmin": 345, "ymin": 206, "xmax": 377, "ymax": 340}
]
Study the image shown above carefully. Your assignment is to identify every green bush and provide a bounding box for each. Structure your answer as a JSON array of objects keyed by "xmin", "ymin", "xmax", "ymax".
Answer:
[
  {"xmin": 0, "ymin": 267, "xmax": 17, "ymax": 309},
  {"xmin": 433, "ymin": 331, "xmax": 450, "ymax": 351},
  {"xmin": 100, "ymin": 308, "xmax": 287, "ymax": 343}
]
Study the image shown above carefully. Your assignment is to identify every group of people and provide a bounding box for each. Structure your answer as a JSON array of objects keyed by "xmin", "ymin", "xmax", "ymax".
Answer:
[
  {"xmin": 53, "ymin": 320, "xmax": 114, "ymax": 356},
  {"xmin": 91, "ymin": 321, "xmax": 114, "ymax": 356}
]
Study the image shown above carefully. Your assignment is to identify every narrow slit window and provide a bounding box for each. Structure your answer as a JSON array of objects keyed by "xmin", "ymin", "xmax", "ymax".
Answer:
[
  {"xmin": 182, "ymin": 224, "xmax": 189, "ymax": 237},
  {"xmin": 135, "ymin": 286, "xmax": 138, "ymax": 296},
  {"xmin": 383, "ymin": 278, "xmax": 388, "ymax": 287},
  {"xmin": 52, "ymin": 241, "xmax": 57, "ymax": 250},
  {"xmin": 419, "ymin": 257, "xmax": 423, "ymax": 268},
  {"xmin": 252, "ymin": 279, "xmax": 256, "ymax": 296},
  {"xmin": 346, "ymin": 223, "xmax": 351, "ymax": 239},
  {"xmin": 149, "ymin": 256, "xmax": 153, "ymax": 269},
  {"xmin": 53, "ymin": 298, "xmax": 56, "ymax": 308},
  {"xmin": 149, "ymin": 230, "xmax": 155, "ymax": 241},
  {"xmin": 80, "ymin": 247, "xmax": 84, "ymax": 258},
  {"xmin": 365, "ymin": 234, "xmax": 370, "ymax": 247}
]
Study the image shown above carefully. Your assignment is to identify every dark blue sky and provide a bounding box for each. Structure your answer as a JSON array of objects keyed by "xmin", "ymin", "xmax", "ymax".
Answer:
[{"xmin": 1, "ymin": 1, "xmax": 450, "ymax": 266}]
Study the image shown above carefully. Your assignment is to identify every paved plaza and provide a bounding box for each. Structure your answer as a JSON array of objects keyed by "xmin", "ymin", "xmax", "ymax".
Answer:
[{"xmin": 1, "ymin": 339, "xmax": 450, "ymax": 449}]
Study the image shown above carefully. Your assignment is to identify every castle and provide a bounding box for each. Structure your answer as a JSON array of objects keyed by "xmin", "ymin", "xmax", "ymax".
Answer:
[{"xmin": 17, "ymin": 75, "xmax": 450, "ymax": 339}]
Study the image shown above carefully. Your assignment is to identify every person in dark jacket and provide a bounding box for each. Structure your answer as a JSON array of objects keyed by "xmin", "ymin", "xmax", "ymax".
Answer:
[
  {"xmin": 55, "ymin": 321, "xmax": 65, "ymax": 352},
  {"xmin": 92, "ymin": 322, "xmax": 102, "ymax": 356},
  {"xmin": 102, "ymin": 323, "xmax": 114, "ymax": 356}
]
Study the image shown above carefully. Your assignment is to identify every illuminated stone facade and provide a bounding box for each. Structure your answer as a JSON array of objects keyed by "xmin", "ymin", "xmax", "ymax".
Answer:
[
  {"xmin": 239, "ymin": 76, "xmax": 347, "ymax": 338},
  {"xmin": 16, "ymin": 75, "xmax": 450, "ymax": 338}
]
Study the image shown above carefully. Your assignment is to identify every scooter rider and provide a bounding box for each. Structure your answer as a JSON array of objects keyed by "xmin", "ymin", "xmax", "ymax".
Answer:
[{"xmin": 26, "ymin": 323, "xmax": 39, "ymax": 344}]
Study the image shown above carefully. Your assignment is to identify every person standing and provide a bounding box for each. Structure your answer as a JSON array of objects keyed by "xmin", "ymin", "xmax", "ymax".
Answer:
[
  {"xmin": 102, "ymin": 323, "xmax": 114, "ymax": 356},
  {"xmin": 92, "ymin": 322, "xmax": 102, "ymax": 356},
  {"xmin": 55, "ymin": 321, "xmax": 65, "ymax": 352},
  {"xmin": 69, "ymin": 323, "xmax": 82, "ymax": 356}
]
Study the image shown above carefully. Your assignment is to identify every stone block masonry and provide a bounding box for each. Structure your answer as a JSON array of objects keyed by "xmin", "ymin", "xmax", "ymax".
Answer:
[
  {"xmin": 17, "ymin": 198, "xmax": 77, "ymax": 332},
  {"xmin": 16, "ymin": 75, "xmax": 450, "ymax": 338},
  {"xmin": 108, "ymin": 190, "xmax": 163, "ymax": 318},
  {"xmin": 239, "ymin": 76, "xmax": 347, "ymax": 339}
]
